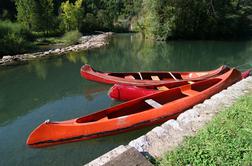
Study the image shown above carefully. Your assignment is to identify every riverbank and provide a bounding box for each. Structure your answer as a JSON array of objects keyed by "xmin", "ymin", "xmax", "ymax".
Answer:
[
  {"xmin": 0, "ymin": 32, "xmax": 113, "ymax": 66},
  {"xmin": 158, "ymin": 94, "xmax": 252, "ymax": 165},
  {"xmin": 85, "ymin": 76, "xmax": 252, "ymax": 166}
]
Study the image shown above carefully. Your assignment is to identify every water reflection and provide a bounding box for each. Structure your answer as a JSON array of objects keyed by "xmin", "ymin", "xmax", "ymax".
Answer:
[
  {"xmin": 66, "ymin": 51, "xmax": 88, "ymax": 64},
  {"xmin": 27, "ymin": 61, "xmax": 48, "ymax": 80},
  {"xmin": 0, "ymin": 58, "xmax": 100, "ymax": 125},
  {"xmin": 81, "ymin": 34, "xmax": 252, "ymax": 72}
]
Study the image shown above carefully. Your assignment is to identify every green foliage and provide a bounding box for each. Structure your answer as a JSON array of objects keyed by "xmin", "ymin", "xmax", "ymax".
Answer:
[
  {"xmin": 137, "ymin": 0, "xmax": 161, "ymax": 39},
  {"xmin": 121, "ymin": 0, "xmax": 142, "ymax": 18},
  {"xmin": 4, "ymin": 0, "xmax": 144, "ymax": 35},
  {"xmin": 0, "ymin": 21, "xmax": 35, "ymax": 56},
  {"xmin": 6, "ymin": 0, "xmax": 252, "ymax": 41},
  {"xmin": 32, "ymin": 0, "xmax": 57, "ymax": 33},
  {"xmin": 135, "ymin": 0, "xmax": 175, "ymax": 40},
  {"xmin": 16, "ymin": 0, "xmax": 36, "ymax": 30},
  {"xmin": 79, "ymin": 0, "xmax": 143, "ymax": 34},
  {"xmin": 61, "ymin": 30, "xmax": 82, "ymax": 45},
  {"xmin": 6, "ymin": 0, "xmax": 252, "ymax": 39},
  {"xmin": 79, "ymin": 0, "xmax": 117, "ymax": 33},
  {"xmin": 0, "ymin": 0, "xmax": 16, "ymax": 20},
  {"xmin": 60, "ymin": 0, "xmax": 84, "ymax": 31},
  {"xmin": 16, "ymin": 0, "xmax": 57, "ymax": 33},
  {"xmin": 158, "ymin": 95, "xmax": 252, "ymax": 166},
  {"xmin": 138, "ymin": 0, "xmax": 252, "ymax": 40}
]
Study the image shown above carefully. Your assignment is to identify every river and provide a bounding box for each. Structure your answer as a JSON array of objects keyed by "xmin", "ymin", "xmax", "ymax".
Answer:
[{"xmin": 0, "ymin": 33, "xmax": 251, "ymax": 165}]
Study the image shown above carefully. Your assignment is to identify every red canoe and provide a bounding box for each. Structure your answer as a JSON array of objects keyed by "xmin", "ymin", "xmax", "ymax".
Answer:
[
  {"xmin": 109, "ymin": 69, "xmax": 251, "ymax": 101},
  {"xmin": 27, "ymin": 68, "xmax": 241, "ymax": 148},
  {"xmin": 80, "ymin": 64, "xmax": 230, "ymax": 87}
]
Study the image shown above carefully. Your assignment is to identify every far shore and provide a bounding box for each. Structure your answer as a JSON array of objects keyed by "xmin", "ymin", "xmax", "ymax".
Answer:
[{"xmin": 0, "ymin": 32, "xmax": 113, "ymax": 66}]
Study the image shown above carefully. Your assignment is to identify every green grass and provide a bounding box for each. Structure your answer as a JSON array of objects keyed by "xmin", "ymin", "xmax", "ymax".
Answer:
[
  {"xmin": 61, "ymin": 30, "xmax": 82, "ymax": 46},
  {"xmin": 157, "ymin": 95, "xmax": 252, "ymax": 166},
  {"xmin": 34, "ymin": 30, "xmax": 82, "ymax": 46},
  {"xmin": 34, "ymin": 37, "xmax": 63, "ymax": 45}
]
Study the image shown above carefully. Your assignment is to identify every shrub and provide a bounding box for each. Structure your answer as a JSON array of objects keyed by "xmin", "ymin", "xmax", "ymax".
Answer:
[
  {"xmin": 0, "ymin": 20, "xmax": 35, "ymax": 56},
  {"xmin": 61, "ymin": 30, "xmax": 82, "ymax": 45}
]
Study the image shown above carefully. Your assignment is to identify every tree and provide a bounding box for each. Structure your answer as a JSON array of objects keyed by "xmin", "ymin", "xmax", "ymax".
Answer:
[
  {"xmin": 16, "ymin": 0, "xmax": 36, "ymax": 30},
  {"xmin": 60, "ymin": 0, "xmax": 84, "ymax": 31},
  {"xmin": 16, "ymin": 0, "xmax": 56, "ymax": 33},
  {"xmin": 32, "ymin": 0, "xmax": 56, "ymax": 33},
  {"xmin": 137, "ymin": 0, "xmax": 161, "ymax": 39}
]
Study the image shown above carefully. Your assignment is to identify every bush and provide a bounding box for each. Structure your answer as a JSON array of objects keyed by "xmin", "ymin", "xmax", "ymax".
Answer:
[
  {"xmin": 61, "ymin": 30, "xmax": 82, "ymax": 45},
  {"xmin": 0, "ymin": 20, "xmax": 35, "ymax": 56}
]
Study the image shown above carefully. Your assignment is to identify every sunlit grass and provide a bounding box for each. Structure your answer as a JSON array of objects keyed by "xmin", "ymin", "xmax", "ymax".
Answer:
[{"xmin": 157, "ymin": 95, "xmax": 252, "ymax": 166}]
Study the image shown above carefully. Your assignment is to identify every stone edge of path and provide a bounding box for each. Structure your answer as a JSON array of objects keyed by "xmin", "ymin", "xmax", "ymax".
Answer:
[
  {"xmin": 87, "ymin": 145, "xmax": 153, "ymax": 166},
  {"xmin": 84, "ymin": 76, "xmax": 252, "ymax": 166},
  {"xmin": 0, "ymin": 32, "xmax": 113, "ymax": 66}
]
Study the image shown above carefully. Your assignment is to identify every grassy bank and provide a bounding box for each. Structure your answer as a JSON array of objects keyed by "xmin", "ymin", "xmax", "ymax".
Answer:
[
  {"xmin": 157, "ymin": 95, "xmax": 252, "ymax": 166},
  {"xmin": 34, "ymin": 30, "xmax": 82, "ymax": 46},
  {"xmin": 0, "ymin": 20, "xmax": 83, "ymax": 56}
]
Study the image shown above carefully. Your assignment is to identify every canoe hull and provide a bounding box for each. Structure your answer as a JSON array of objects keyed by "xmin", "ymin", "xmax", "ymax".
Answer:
[
  {"xmin": 27, "ymin": 113, "xmax": 179, "ymax": 148},
  {"xmin": 80, "ymin": 64, "xmax": 229, "ymax": 87}
]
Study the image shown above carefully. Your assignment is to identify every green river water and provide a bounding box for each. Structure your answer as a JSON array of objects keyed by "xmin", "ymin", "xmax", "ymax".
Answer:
[{"xmin": 0, "ymin": 34, "xmax": 251, "ymax": 166}]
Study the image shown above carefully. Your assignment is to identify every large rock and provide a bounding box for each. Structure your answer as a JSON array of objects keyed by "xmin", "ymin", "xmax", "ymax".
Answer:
[{"xmin": 2, "ymin": 56, "xmax": 12, "ymax": 60}]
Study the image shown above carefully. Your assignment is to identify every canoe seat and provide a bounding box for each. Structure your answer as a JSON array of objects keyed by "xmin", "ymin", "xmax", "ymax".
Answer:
[
  {"xmin": 188, "ymin": 81, "xmax": 194, "ymax": 84},
  {"xmin": 145, "ymin": 99, "xmax": 163, "ymax": 108},
  {"xmin": 150, "ymin": 76, "xmax": 169, "ymax": 90},
  {"xmin": 157, "ymin": 86, "xmax": 169, "ymax": 91},
  {"xmin": 151, "ymin": 76, "xmax": 160, "ymax": 81},
  {"xmin": 183, "ymin": 89, "xmax": 199, "ymax": 96},
  {"xmin": 99, "ymin": 117, "xmax": 108, "ymax": 121},
  {"xmin": 125, "ymin": 75, "xmax": 135, "ymax": 80}
]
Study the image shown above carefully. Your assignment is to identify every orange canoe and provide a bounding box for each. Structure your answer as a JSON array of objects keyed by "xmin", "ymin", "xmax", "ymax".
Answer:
[
  {"xmin": 27, "ymin": 68, "xmax": 241, "ymax": 148},
  {"xmin": 80, "ymin": 64, "xmax": 230, "ymax": 87}
]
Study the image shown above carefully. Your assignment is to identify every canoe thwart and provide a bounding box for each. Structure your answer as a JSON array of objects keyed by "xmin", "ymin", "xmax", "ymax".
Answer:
[
  {"xmin": 188, "ymin": 81, "xmax": 194, "ymax": 84},
  {"xmin": 151, "ymin": 76, "xmax": 160, "ymax": 81},
  {"xmin": 145, "ymin": 99, "xmax": 163, "ymax": 108},
  {"xmin": 169, "ymin": 72, "xmax": 177, "ymax": 80},
  {"xmin": 125, "ymin": 75, "xmax": 135, "ymax": 80},
  {"xmin": 182, "ymin": 89, "xmax": 199, "ymax": 96},
  {"xmin": 157, "ymin": 86, "xmax": 169, "ymax": 91},
  {"xmin": 138, "ymin": 72, "xmax": 143, "ymax": 80},
  {"xmin": 99, "ymin": 117, "xmax": 108, "ymax": 121}
]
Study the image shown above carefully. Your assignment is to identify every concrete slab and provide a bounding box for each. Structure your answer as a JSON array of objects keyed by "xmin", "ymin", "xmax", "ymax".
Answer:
[
  {"xmin": 104, "ymin": 146, "xmax": 153, "ymax": 166},
  {"xmin": 85, "ymin": 145, "xmax": 130, "ymax": 166}
]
